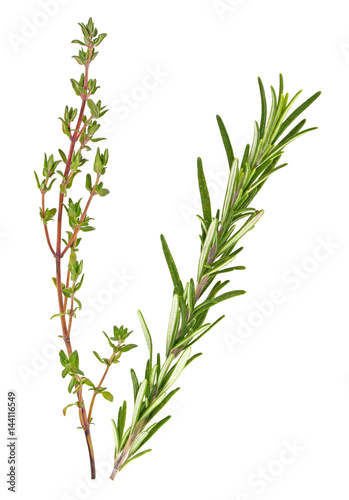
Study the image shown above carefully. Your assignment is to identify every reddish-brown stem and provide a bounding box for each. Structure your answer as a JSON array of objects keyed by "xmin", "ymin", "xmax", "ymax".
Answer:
[
  {"xmin": 77, "ymin": 114, "xmax": 93, "ymax": 140},
  {"xmin": 61, "ymin": 174, "xmax": 100, "ymax": 258},
  {"xmin": 55, "ymin": 257, "xmax": 70, "ymax": 344},
  {"xmin": 87, "ymin": 350, "xmax": 119, "ymax": 424},
  {"xmin": 85, "ymin": 428, "xmax": 96, "ymax": 479},
  {"xmin": 53, "ymin": 48, "xmax": 97, "ymax": 479}
]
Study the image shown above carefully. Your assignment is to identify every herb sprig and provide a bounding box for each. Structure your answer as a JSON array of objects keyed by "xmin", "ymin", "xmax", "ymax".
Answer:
[
  {"xmin": 109, "ymin": 75, "xmax": 320, "ymax": 478},
  {"xmin": 36, "ymin": 19, "xmax": 136, "ymax": 479}
]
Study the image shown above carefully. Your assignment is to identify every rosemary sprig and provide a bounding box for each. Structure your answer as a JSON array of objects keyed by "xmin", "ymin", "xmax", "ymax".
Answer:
[
  {"xmin": 36, "ymin": 19, "xmax": 136, "ymax": 479},
  {"xmin": 109, "ymin": 75, "xmax": 320, "ymax": 478}
]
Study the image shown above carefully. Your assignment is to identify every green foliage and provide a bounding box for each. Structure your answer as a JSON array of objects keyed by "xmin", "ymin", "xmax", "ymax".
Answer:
[
  {"xmin": 36, "ymin": 16, "xmax": 110, "ymax": 237},
  {"xmin": 93, "ymin": 147, "xmax": 109, "ymax": 175},
  {"xmin": 37, "ymin": 19, "xmax": 136, "ymax": 479},
  {"xmin": 59, "ymin": 349, "xmax": 85, "ymax": 393},
  {"xmin": 39, "ymin": 207, "xmax": 57, "ymax": 224},
  {"xmin": 71, "ymin": 18, "xmax": 105, "ymax": 65},
  {"xmin": 93, "ymin": 327, "xmax": 137, "ymax": 368},
  {"xmin": 110, "ymin": 75, "xmax": 320, "ymax": 477},
  {"xmin": 34, "ymin": 153, "xmax": 61, "ymax": 198},
  {"xmin": 87, "ymin": 99, "xmax": 108, "ymax": 119},
  {"xmin": 37, "ymin": 22, "xmax": 320, "ymax": 480}
]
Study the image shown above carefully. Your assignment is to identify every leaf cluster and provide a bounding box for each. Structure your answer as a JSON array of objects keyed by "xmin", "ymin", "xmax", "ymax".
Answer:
[
  {"xmin": 93, "ymin": 326, "xmax": 137, "ymax": 368},
  {"xmin": 34, "ymin": 17, "xmax": 109, "ymax": 228}
]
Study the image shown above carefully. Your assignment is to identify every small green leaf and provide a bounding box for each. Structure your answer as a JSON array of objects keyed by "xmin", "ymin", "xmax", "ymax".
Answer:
[
  {"xmin": 141, "ymin": 416, "xmax": 171, "ymax": 447},
  {"xmin": 78, "ymin": 85, "xmax": 88, "ymax": 95},
  {"xmin": 59, "ymin": 350, "xmax": 68, "ymax": 367},
  {"xmin": 68, "ymin": 377, "xmax": 76, "ymax": 393},
  {"xmin": 72, "ymin": 55, "xmax": 84, "ymax": 66},
  {"xmin": 137, "ymin": 310, "xmax": 153, "ymax": 364},
  {"xmin": 129, "ymin": 431, "xmax": 149, "ymax": 456},
  {"xmin": 51, "ymin": 312, "xmax": 69, "ymax": 320},
  {"xmin": 197, "ymin": 157, "xmax": 212, "ymax": 223},
  {"xmin": 174, "ymin": 324, "xmax": 210, "ymax": 349},
  {"xmin": 188, "ymin": 279, "xmax": 195, "ymax": 314},
  {"xmin": 99, "ymin": 188, "xmax": 110, "ymax": 197},
  {"xmin": 103, "ymin": 331, "xmax": 115, "ymax": 350},
  {"xmin": 216, "ymin": 115, "xmax": 234, "ymax": 168},
  {"xmin": 34, "ymin": 171, "xmax": 41, "ymax": 189},
  {"xmin": 74, "ymin": 297, "xmax": 82, "ymax": 310},
  {"xmin": 139, "ymin": 392, "xmax": 167, "ymax": 421},
  {"xmin": 221, "ymin": 158, "xmax": 239, "ymax": 224},
  {"xmin": 197, "ymin": 218, "xmax": 218, "ymax": 281},
  {"xmin": 63, "ymin": 402, "xmax": 77, "ymax": 416},
  {"xmin": 261, "ymin": 86, "xmax": 277, "ymax": 151},
  {"xmin": 258, "ymin": 77, "xmax": 267, "ymax": 136},
  {"xmin": 102, "ymin": 391, "xmax": 114, "ymax": 402},
  {"xmin": 120, "ymin": 428, "xmax": 131, "ymax": 449},
  {"xmin": 166, "ymin": 294, "xmax": 180, "ymax": 356},
  {"xmin": 111, "ymin": 419, "xmax": 120, "ymax": 457},
  {"xmin": 69, "ymin": 350, "xmax": 79, "ymax": 368},
  {"xmin": 219, "ymin": 211, "xmax": 264, "ymax": 255},
  {"xmin": 131, "ymin": 380, "xmax": 148, "ymax": 432},
  {"xmin": 117, "ymin": 401, "xmax": 127, "ymax": 440},
  {"xmin": 70, "ymin": 79, "xmax": 80, "ymax": 96},
  {"xmin": 93, "ymin": 351, "xmax": 104, "ymax": 364},
  {"xmin": 204, "ymin": 251, "xmax": 241, "ymax": 277},
  {"xmin": 186, "ymin": 317, "xmax": 225, "ymax": 348},
  {"xmin": 185, "ymin": 352, "xmax": 203, "ymax": 367},
  {"xmin": 120, "ymin": 344, "xmax": 137, "ymax": 352},
  {"xmin": 81, "ymin": 378, "xmax": 94, "ymax": 388},
  {"xmin": 58, "ymin": 149, "xmax": 67, "ymax": 163},
  {"xmin": 212, "ymin": 290, "xmax": 246, "ymax": 305},
  {"xmin": 248, "ymin": 121, "xmax": 260, "ymax": 168},
  {"xmin": 274, "ymin": 90, "xmax": 321, "ymax": 142},
  {"xmin": 87, "ymin": 99, "xmax": 99, "ymax": 118},
  {"xmin": 158, "ymin": 353, "xmax": 175, "ymax": 388},
  {"xmin": 160, "ymin": 235, "xmax": 184, "ymax": 295},
  {"xmin": 130, "ymin": 369, "xmax": 139, "ymax": 402},
  {"xmin": 120, "ymin": 449, "xmax": 152, "ymax": 471},
  {"xmin": 90, "ymin": 137, "xmax": 106, "ymax": 142},
  {"xmin": 94, "ymin": 33, "xmax": 107, "ymax": 46},
  {"xmin": 147, "ymin": 387, "xmax": 180, "ymax": 421}
]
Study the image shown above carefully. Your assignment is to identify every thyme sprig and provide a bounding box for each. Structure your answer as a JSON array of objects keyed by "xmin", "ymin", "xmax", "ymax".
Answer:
[{"xmin": 36, "ymin": 19, "xmax": 136, "ymax": 480}]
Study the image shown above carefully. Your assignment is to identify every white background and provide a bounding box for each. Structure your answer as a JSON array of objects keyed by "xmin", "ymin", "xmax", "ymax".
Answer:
[{"xmin": 1, "ymin": 0, "xmax": 348, "ymax": 499}]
